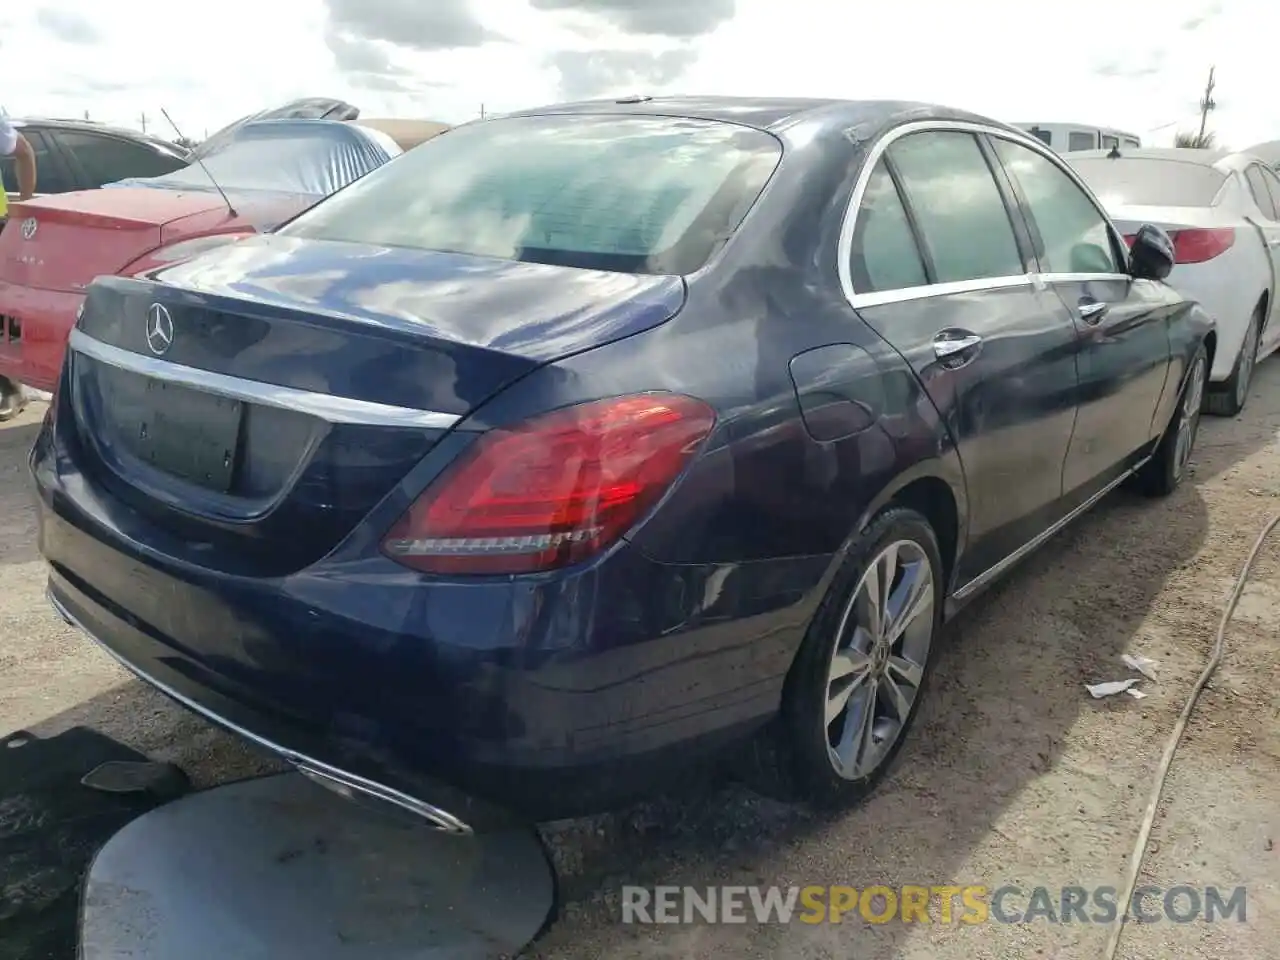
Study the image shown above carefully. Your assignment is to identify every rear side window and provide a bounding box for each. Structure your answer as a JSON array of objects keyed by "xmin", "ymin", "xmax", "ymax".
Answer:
[
  {"xmin": 1069, "ymin": 132, "xmax": 1096, "ymax": 151},
  {"xmin": 1067, "ymin": 157, "xmax": 1227, "ymax": 207},
  {"xmin": 886, "ymin": 131, "xmax": 1024, "ymax": 283},
  {"xmin": 57, "ymin": 132, "xmax": 187, "ymax": 187},
  {"xmin": 279, "ymin": 115, "xmax": 782, "ymax": 276},
  {"xmin": 1244, "ymin": 166, "xmax": 1278, "ymax": 220},
  {"xmin": 992, "ymin": 137, "xmax": 1121, "ymax": 275},
  {"xmin": 848, "ymin": 161, "xmax": 928, "ymax": 293}
]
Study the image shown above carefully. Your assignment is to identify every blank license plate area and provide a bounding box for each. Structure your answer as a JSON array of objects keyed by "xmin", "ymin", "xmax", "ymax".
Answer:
[{"xmin": 133, "ymin": 381, "xmax": 242, "ymax": 492}]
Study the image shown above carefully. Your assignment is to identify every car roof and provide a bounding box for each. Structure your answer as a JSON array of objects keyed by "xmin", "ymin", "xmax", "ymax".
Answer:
[
  {"xmin": 1068, "ymin": 147, "xmax": 1229, "ymax": 165},
  {"xmin": 12, "ymin": 116, "xmax": 187, "ymax": 152},
  {"xmin": 499, "ymin": 95, "xmax": 1014, "ymax": 136}
]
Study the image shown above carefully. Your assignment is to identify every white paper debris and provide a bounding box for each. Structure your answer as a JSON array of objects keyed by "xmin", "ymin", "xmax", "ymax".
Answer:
[
  {"xmin": 1126, "ymin": 687, "xmax": 1148, "ymax": 699},
  {"xmin": 1121, "ymin": 654, "xmax": 1158, "ymax": 682},
  {"xmin": 1086, "ymin": 678, "xmax": 1140, "ymax": 698}
]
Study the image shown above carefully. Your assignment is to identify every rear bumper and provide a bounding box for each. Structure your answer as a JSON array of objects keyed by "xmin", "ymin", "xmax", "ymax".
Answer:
[
  {"xmin": 48, "ymin": 581, "xmax": 487, "ymax": 834},
  {"xmin": 32, "ymin": 415, "xmax": 817, "ymax": 822}
]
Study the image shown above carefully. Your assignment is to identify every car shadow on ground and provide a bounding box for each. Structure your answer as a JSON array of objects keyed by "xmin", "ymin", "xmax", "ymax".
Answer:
[
  {"xmin": 6, "ymin": 361, "xmax": 1277, "ymax": 959},
  {"xmin": 523, "ymin": 476, "xmax": 1214, "ymax": 956}
]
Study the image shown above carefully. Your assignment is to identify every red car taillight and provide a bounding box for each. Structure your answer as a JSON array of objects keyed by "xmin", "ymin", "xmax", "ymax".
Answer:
[
  {"xmin": 1122, "ymin": 228, "xmax": 1235, "ymax": 264},
  {"xmin": 380, "ymin": 393, "xmax": 716, "ymax": 575}
]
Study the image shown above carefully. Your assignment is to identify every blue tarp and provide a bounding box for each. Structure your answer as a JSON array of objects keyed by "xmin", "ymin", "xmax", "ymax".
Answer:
[{"xmin": 106, "ymin": 119, "xmax": 400, "ymax": 199}]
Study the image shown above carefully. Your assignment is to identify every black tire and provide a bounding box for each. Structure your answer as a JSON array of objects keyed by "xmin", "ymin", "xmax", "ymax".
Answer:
[
  {"xmin": 748, "ymin": 506, "xmax": 944, "ymax": 811},
  {"xmin": 0, "ymin": 376, "xmax": 26, "ymax": 422},
  {"xmin": 1204, "ymin": 306, "xmax": 1262, "ymax": 417},
  {"xmin": 1131, "ymin": 344, "xmax": 1207, "ymax": 498}
]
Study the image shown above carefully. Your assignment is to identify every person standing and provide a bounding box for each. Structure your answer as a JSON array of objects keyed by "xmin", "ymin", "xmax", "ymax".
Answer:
[{"xmin": 0, "ymin": 112, "xmax": 37, "ymax": 222}]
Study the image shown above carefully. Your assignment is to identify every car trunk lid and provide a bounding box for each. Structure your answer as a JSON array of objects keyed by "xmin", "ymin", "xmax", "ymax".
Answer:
[
  {"xmin": 0, "ymin": 189, "xmax": 231, "ymax": 293},
  {"xmin": 65, "ymin": 234, "xmax": 687, "ymax": 574}
]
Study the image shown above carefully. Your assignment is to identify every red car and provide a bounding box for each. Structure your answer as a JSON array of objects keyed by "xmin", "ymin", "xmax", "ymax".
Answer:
[{"xmin": 0, "ymin": 116, "xmax": 446, "ymax": 412}]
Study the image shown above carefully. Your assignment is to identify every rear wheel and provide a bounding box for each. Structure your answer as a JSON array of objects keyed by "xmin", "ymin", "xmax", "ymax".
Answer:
[
  {"xmin": 0, "ymin": 377, "xmax": 26, "ymax": 422},
  {"xmin": 1205, "ymin": 306, "xmax": 1262, "ymax": 417},
  {"xmin": 755, "ymin": 507, "xmax": 943, "ymax": 810},
  {"xmin": 1132, "ymin": 344, "xmax": 1207, "ymax": 497}
]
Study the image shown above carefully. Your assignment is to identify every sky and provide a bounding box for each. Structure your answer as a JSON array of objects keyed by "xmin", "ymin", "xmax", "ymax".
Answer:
[{"xmin": 0, "ymin": 0, "xmax": 1275, "ymax": 149}]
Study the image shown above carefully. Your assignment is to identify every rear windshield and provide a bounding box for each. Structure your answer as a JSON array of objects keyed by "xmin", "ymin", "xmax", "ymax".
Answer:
[
  {"xmin": 277, "ymin": 114, "xmax": 783, "ymax": 275},
  {"xmin": 1067, "ymin": 157, "xmax": 1228, "ymax": 207}
]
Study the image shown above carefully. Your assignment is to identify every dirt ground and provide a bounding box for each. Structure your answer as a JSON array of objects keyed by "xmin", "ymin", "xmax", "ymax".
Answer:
[{"xmin": 2, "ymin": 362, "xmax": 1278, "ymax": 960}]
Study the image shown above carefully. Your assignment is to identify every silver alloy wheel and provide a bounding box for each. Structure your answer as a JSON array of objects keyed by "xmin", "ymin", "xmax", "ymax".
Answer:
[
  {"xmin": 824, "ymin": 539, "xmax": 935, "ymax": 780},
  {"xmin": 1174, "ymin": 353, "xmax": 1206, "ymax": 479},
  {"xmin": 1235, "ymin": 318, "xmax": 1259, "ymax": 409}
]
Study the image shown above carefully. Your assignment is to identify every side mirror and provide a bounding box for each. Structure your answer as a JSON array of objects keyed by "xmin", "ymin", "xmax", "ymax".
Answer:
[{"xmin": 1128, "ymin": 224, "xmax": 1175, "ymax": 281}]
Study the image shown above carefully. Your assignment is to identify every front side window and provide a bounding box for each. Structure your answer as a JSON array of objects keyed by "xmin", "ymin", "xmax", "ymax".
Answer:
[
  {"xmin": 886, "ymin": 131, "xmax": 1024, "ymax": 284},
  {"xmin": 993, "ymin": 137, "xmax": 1121, "ymax": 275},
  {"xmin": 280, "ymin": 114, "xmax": 782, "ymax": 276},
  {"xmin": 848, "ymin": 160, "xmax": 928, "ymax": 293},
  {"xmin": 1, "ymin": 129, "xmax": 75, "ymax": 194}
]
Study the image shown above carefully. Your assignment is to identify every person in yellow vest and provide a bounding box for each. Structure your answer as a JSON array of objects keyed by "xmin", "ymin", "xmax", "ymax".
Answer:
[{"xmin": 0, "ymin": 112, "xmax": 38, "ymax": 222}]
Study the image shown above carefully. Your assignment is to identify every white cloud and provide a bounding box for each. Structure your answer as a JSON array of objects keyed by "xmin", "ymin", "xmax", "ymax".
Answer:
[{"xmin": 1, "ymin": 0, "xmax": 1275, "ymax": 149}]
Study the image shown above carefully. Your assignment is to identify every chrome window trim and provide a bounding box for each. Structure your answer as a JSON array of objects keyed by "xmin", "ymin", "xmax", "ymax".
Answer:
[
  {"xmin": 67, "ymin": 327, "xmax": 462, "ymax": 430},
  {"xmin": 839, "ymin": 119, "xmax": 1134, "ymax": 310}
]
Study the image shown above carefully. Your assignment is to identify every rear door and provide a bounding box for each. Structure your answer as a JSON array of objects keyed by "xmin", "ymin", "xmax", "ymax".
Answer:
[
  {"xmin": 987, "ymin": 133, "xmax": 1173, "ymax": 500},
  {"xmin": 847, "ymin": 127, "xmax": 1082, "ymax": 584},
  {"xmin": 1242, "ymin": 163, "xmax": 1280, "ymax": 348}
]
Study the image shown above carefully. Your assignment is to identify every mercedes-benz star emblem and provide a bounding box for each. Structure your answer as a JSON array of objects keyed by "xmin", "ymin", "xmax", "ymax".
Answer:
[
  {"xmin": 20, "ymin": 218, "xmax": 37, "ymax": 240},
  {"xmin": 145, "ymin": 303, "xmax": 174, "ymax": 356}
]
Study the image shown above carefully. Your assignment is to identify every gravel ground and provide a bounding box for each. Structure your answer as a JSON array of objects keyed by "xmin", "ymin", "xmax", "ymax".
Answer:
[{"xmin": 2, "ymin": 362, "xmax": 1278, "ymax": 960}]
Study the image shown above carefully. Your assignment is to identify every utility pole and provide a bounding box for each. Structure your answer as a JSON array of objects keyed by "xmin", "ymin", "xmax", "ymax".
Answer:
[
  {"xmin": 83, "ymin": 109, "xmax": 90, "ymax": 121},
  {"xmin": 138, "ymin": 111, "xmax": 148, "ymax": 132},
  {"xmin": 479, "ymin": 103, "xmax": 486, "ymax": 120},
  {"xmin": 1196, "ymin": 66, "xmax": 1216, "ymax": 142}
]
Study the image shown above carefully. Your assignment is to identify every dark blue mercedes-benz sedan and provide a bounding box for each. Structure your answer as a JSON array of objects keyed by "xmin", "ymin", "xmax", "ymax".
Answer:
[{"xmin": 31, "ymin": 97, "xmax": 1214, "ymax": 832}]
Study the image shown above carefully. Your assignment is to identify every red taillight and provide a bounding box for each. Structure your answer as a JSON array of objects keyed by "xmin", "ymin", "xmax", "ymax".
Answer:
[
  {"xmin": 1122, "ymin": 234, "xmax": 1137, "ymax": 247},
  {"xmin": 380, "ymin": 393, "xmax": 716, "ymax": 575},
  {"xmin": 1170, "ymin": 228, "xmax": 1235, "ymax": 264}
]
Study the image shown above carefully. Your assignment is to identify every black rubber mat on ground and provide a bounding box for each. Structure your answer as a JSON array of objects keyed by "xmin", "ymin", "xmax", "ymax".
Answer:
[{"xmin": 0, "ymin": 727, "xmax": 186, "ymax": 960}]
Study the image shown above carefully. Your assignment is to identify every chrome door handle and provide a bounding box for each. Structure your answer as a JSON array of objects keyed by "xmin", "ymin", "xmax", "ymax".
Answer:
[
  {"xmin": 933, "ymin": 334, "xmax": 982, "ymax": 359},
  {"xmin": 1079, "ymin": 301, "xmax": 1110, "ymax": 323}
]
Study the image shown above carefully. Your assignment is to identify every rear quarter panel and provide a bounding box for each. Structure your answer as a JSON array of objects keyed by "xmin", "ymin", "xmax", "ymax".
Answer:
[{"xmin": 453, "ymin": 117, "xmax": 968, "ymax": 579}]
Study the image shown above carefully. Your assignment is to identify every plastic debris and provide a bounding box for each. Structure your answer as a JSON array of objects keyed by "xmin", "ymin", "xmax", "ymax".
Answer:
[
  {"xmin": 1121, "ymin": 654, "xmax": 1158, "ymax": 682},
  {"xmin": 1086, "ymin": 678, "xmax": 1140, "ymax": 698},
  {"xmin": 1126, "ymin": 687, "xmax": 1148, "ymax": 700}
]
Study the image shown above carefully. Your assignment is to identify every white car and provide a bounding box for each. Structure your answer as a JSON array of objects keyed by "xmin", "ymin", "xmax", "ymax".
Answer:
[{"xmin": 1067, "ymin": 147, "xmax": 1280, "ymax": 415}]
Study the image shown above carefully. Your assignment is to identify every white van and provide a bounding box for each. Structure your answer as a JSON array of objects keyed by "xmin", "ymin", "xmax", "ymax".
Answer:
[{"xmin": 1013, "ymin": 123, "xmax": 1141, "ymax": 153}]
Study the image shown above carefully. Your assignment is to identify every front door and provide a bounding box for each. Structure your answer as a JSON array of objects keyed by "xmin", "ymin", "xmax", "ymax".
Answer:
[
  {"xmin": 846, "ymin": 129, "xmax": 1082, "ymax": 585},
  {"xmin": 988, "ymin": 134, "xmax": 1173, "ymax": 500}
]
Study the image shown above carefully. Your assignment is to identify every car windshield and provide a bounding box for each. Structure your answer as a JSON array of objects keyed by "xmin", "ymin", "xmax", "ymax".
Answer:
[
  {"xmin": 1067, "ymin": 157, "xmax": 1228, "ymax": 207},
  {"xmin": 277, "ymin": 114, "xmax": 783, "ymax": 276}
]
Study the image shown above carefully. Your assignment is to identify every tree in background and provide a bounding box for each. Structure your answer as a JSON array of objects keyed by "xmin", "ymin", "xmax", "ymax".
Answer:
[
  {"xmin": 173, "ymin": 136, "xmax": 200, "ymax": 149},
  {"xmin": 1175, "ymin": 130, "xmax": 1217, "ymax": 149}
]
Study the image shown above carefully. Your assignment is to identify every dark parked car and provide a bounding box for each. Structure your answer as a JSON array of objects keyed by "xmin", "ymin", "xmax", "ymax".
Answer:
[
  {"xmin": 2, "ymin": 118, "xmax": 189, "ymax": 205},
  {"xmin": 33, "ymin": 97, "xmax": 1214, "ymax": 833}
]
